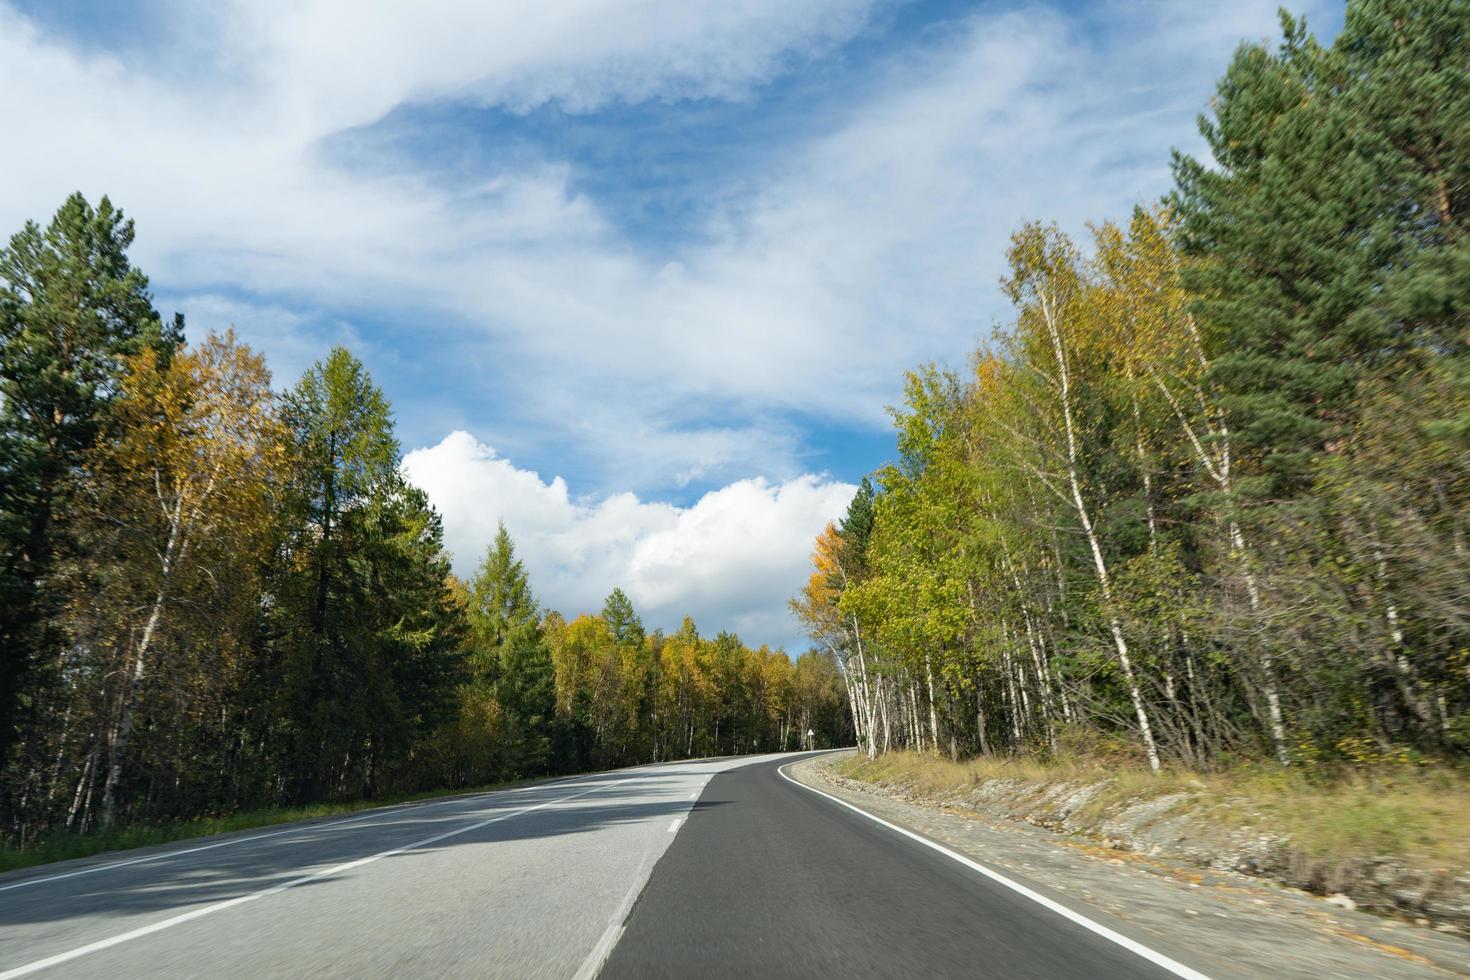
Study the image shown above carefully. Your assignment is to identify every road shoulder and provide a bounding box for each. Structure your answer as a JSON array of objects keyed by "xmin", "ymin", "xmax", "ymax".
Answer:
[{"xmin": 786, "ymin": 754, "xmax": 1470, "ymax": 980}]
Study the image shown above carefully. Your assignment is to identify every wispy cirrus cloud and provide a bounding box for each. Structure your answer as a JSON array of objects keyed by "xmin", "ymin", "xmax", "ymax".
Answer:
[{"xmin": 0, "ymin": 0, "xmax": 1339, "ymax": 646}]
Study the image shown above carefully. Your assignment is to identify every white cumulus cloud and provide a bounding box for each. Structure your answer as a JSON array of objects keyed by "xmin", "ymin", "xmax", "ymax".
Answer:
[{"xmin": 402, "ymin": 431, "xmax": 854, "ymax": 649}]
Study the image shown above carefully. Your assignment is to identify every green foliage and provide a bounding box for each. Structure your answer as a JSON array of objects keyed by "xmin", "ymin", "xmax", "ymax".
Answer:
[
  {"xmin": 268, "ymin": 350, "xmax": 468, "ymax": 802},
  {"xmin": 799, "ymin": 0, "xmax": 1470, "ymax": 771},
  {"xmin": 467, "ymin": 525, "xmax": 555, "ymax": 776},
  {"xmin": 602, "ymin": 587, "xmax": 645, "ymax": 648},
  {"xmin": 0, "ymin": 193, "xmax": 180, "ymax": 816},
  {"xmin": 0, "ymin": 197, "xmax": 847, "ymax": 850},
  {"xmin": 1171, "ymin": 2, "xmax": 1470, "ymax": 499},
  {"xmin": 836, "ymin": 477, "xmax": 877, "ymax": 576}
]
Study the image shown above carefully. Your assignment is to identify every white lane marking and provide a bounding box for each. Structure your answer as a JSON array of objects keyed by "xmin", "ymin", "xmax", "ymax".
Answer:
[
  {"xmin": 573, "ymin": 769, "xmax": 723, "ymax": 980},
  {"xmin": 0, "ymin": 781, "xmax": 619, "ymax": 980},
  {"xmin": 776, "ymin": 763, "xmax": 1212, "ymax": 980},
  {"xmin": 570, "ymin": 828, "xmax": 669, "ymax": 980},
  {"xmin": 0, "ymin": 807, "xmax": 405, "ymax": 894},
  {"xmin": 0, "ymin": 770, "xmax": 622, "ymax": 895},
  {"xmin": 667, "ymin": 818, "xmax": 683, "ymax": 833},
  {"xmin": 0, "ymin": 752, "xmax": 820, "ymax": 899},
  {"xmin": 572, "ymin": 754, "xmax": 840, "ymax": 980},
  {"xmin": 575, "ymin": 922, "xmax": 625, "ymax": 980}
]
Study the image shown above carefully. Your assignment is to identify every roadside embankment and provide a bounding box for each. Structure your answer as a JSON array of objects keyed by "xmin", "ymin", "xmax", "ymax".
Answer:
[
  {"xmin": 833, "ymin": 750, "xmax": 1470, "ymax": 933},
  {"xmin": 788, "ymin": 752, "xmax": 1470, "ymax": 978}
]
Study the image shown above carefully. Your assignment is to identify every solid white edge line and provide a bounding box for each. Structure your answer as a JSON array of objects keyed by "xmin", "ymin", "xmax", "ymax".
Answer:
[
  {"xmin": 776, "ymin": 762, "xmax": 1212, "ymax": 980},
  {"xmin": 0, "ymin": 768, "xmax": 624, "ymax": 895},
  {"xmin": 0, "ymin": 780, "xmax": 618, "ymax": 980},
  {"xmin": 573, "ymin": 922, "xmax": 625, "ymax": 980},
  {"xmin": 0, "ymin": 801, "xmax": 435, "ymax": 894}
]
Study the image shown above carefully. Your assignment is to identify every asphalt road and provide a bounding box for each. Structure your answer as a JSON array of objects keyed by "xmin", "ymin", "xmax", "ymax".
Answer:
[
  {"xmin": 603, "ymin": 755, "xmax": 1189, "ymax": 979},
  {"xmin": 0, "ymin": 751, "xmax": 1201, "ymax": 978}
]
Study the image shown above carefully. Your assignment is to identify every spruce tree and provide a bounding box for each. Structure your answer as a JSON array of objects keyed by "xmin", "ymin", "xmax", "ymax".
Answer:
[
  {"xmin": 470, "ymin": 524, "xmax": 555, "ymax": 774},
  {"xmin": 837, "ymin": 477, "xmax": 877, "ymax": 576},
  {"xmin": 360, "ymin": 477, "xmax": 466, "ymax": 790},
  {"xmin": 601, "ymin": 587, "xmax": 645, "ymax": 647},
  {"xmin": 273, "ymin": 347, "xmax": 462, "ymax": 798}
]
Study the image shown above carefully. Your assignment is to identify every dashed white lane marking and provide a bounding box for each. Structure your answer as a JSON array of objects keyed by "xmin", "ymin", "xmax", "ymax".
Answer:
[
  {"xmin": 574, "ymin": 774, "xmax": 715, "ymax": 978},
  {"xmin": 577, "ymin": 752, "xmax": 839, "ymax": 980},
  {"xmin": 776, "ymin": 762, "xmax": 1212, "ymax": 980},
  {"xmin": 0, "ymin": 769, "xmax": 623, "ymax": 895},
  {"xmin": 575, "ymin": 922, "xmax": 625, "ymax": 980},
  {"xmin": 0, "ymin": 781, "xmax": 620, "ymax": 980}
]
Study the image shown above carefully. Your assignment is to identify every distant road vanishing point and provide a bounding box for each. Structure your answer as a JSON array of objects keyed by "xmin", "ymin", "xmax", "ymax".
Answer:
[{"xmin": 0, "ymin": 751, "xmax": 1202, "ymax": 979}]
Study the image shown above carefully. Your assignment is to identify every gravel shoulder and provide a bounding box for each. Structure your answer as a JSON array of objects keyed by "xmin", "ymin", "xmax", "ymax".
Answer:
[{"xmin": 787, "ymin": 752, "xmax": 1470, "ymax": 979}]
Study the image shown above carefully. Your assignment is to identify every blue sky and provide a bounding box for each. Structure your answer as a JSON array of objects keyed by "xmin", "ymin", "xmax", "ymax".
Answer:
[{"xmin": 0, "ymin": 0, "xmax": 1341, "ymax": 649}]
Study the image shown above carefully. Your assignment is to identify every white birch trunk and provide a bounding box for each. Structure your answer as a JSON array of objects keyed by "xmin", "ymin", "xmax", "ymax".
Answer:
[
  {"xmin": 1151, "ymin": 333, "xmax": 1289, "ymax": 765},
  {"xmin": 924, "ymin": 653, "xmax": 940, "ymax": 754},
  {"xmin": 101, "ymin": 494, "xmax": 187, "ymax": 827},
  {"xmin": 1039, "ymin": 289, "xmax": 1161, "ymax": 772},
  {"xmin": 1001, "ymin": 632, "xmax": 1022, "ymax": 746}
]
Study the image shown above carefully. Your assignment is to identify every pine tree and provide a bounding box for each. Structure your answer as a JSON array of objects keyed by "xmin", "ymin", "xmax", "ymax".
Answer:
[
  {"xmin": 1339, "ymin": 0, "xmax": 1469, "ymax": 354},
  {"xmin": 1169, "ymin": 1, "xmax": 1470, "ymax": 754},
  {"xmin": 0, "ymin": 193, "xmax": 180, "ymax": 807},
  {"xmin": 1170, "ymin": 4, "xmax": 1469, "ymax": 499}
]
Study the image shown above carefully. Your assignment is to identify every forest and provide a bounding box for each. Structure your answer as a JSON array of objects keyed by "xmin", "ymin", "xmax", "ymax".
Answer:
[
  {"xmin": 795, "ymin": 3, "xmax": 1470, "ymax": 771},
  {"xmin": 3, "ymin": 0, "xmax": 1466, "ymax": 856},
  {"xmin": 0, "ymin": 203, "xmax": 850, "ymax": 848}
]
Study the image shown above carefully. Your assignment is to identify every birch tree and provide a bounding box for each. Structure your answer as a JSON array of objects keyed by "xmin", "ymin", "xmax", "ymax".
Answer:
[
  {"xmin": 992, "ymin": 225, "xmax": 1161, "ymax": 770},
  {"xmin": 91, "ymin": 331, "xmax": 284, "ymax": 825}
]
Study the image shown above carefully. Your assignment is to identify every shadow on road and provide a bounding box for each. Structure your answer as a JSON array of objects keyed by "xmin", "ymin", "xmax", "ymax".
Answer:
[{"xmin": 0, "ymin": 776, "xmax": 726, "ymax": 930}]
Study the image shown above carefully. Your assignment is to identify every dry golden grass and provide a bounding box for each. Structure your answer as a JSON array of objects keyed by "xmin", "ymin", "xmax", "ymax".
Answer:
[
  {"xmin": 1221, "ymin": 765, "xmax": 1470, "ymax": 867},
  {"xmin": 837, "ymin": 748, "xmax": 1470, "ymax": 869}
]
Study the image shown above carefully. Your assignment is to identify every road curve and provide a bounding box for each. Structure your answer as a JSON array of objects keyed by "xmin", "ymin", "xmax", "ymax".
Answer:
[
  {"xmin": 0, "ymin": 753, "xmax": 796, "ymax": 979},
  {"xmin": 602, "ymin": 754, "xmax": 1197, "ymax": 979},
  {"xmin": 0, "ymin": 751, "xmax": 1203, "ymax": 978}
]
